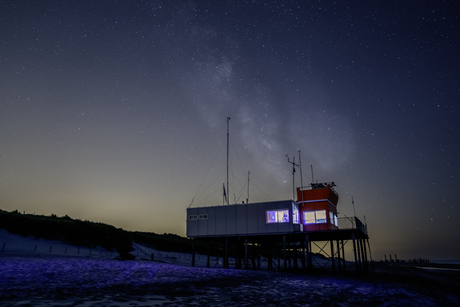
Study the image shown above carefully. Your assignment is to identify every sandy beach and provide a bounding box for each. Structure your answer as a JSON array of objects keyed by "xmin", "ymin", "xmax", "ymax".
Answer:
[{"xmin": 1, "ymin": 230, "xmax": 459, "ymax": 306}]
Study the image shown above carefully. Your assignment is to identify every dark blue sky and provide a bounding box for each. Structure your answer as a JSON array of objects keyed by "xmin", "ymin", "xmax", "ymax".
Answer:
[{"xmin": 1, "ymin": 1, "xmax": 459, "ymax": 260}]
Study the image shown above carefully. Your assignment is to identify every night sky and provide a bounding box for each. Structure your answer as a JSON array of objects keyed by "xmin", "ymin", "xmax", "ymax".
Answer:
[{"xmin": 1, "ymin": 1, "xmax": 459, "ymax": 260}]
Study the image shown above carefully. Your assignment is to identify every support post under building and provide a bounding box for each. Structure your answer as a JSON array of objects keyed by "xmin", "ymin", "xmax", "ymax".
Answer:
[
  {"xmin": 244, "ymin": 238, "xmax": 248, "ymax": 270},
  {"xmin": 336, "ymin": 239, "xmax": 341, "ymax": 273},
  {"xmin": 341, "ymin": 240, "xmax": 346, "ymax": 272},
  {"xmin": 283, "ymin": 236, "xmax": 287, "ymax": 271},
  {"xmin": 191, "ymin": 239, "xmax": 195, "ymax": 267},
  {"xmin": 352, "ymin": 234, "xmax": 359, "ymax": 274},
  {"xmin": 330, "ymin": 240, "xmax": 336, "ymax": 273}
]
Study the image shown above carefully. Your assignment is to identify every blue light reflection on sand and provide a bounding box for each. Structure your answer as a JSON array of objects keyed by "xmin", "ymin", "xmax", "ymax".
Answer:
[{"xmin": 0, "ymin": 258, "xmax": 444, "ymax": 306}]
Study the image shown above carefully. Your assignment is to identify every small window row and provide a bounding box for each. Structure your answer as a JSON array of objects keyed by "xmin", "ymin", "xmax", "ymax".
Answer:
[{"xmin": 188, "ymin": 214, "xmax": 208, "ymax": 220}]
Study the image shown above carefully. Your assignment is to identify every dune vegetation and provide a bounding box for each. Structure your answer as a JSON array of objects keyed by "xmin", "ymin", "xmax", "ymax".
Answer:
[{"xmin": 0, "ymin": 209, "xmax": 207, "ymax": 255}]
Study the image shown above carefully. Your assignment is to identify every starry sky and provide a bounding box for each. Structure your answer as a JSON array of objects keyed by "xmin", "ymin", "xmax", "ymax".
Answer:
[{"xmin": 1, "ymin": 1, "xmax": 459, "ymax": 261}]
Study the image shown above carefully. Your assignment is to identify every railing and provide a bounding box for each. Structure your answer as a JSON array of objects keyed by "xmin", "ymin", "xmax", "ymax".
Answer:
[{"xmin": 337, "ymin": 216, "xmax": 367, "ymax": 235}]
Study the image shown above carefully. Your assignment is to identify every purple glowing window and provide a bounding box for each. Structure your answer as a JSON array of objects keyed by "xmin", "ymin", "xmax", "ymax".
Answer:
[{"xmin": 266, "ymin": 210, "xmax": 289, "ymax": 223}]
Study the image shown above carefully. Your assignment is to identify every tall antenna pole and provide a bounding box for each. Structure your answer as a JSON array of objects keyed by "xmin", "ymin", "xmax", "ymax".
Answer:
[
  {"xmin": 226, "ymin": 117, "xmax": 231, "ymax": 205},
  {"xmin": 352, "ymin": 196, "xmax": 356, "ymax": 217},
  {"xmin": 247, "ymin": 170, "xmax": 250, "ymax": 204},
  {"xmin": 298, "ymin": 151, "xmax": 303, "ymax": 203},
  {"xmin": 310, "ymin": 165, "xmax": 314, "ymax": 184},
  {"xmin": 286, "ymin": 155, "xmax": 299, "ymax": 200}
]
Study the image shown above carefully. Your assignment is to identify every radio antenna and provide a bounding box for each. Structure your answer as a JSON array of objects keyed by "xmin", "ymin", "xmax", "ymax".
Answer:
[
  {"xmin": 286, "ymin": 155, "xmax": 299, "ymax": 200},
  {"xmin": 352, "ymin": 196, "xmax": 357, "ymax": 217},
  {"xmin": 226, "ymin": 117, "xmax": 231, "ymax": 205},
  {"xmin": 299, "ymin": 151, "xmax": 304, "ymax": 203},
  {"xmin": 247, "ymin": 170, "xmax": 250, "ymax": 204},
  {"xmin": 311, "ymin": 165, "xmax": 315, "ymax": 184}
]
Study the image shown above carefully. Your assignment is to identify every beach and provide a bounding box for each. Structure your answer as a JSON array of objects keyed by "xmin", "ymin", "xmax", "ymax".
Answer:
[{"xmin": 1, "ymin": 231, "xmax": 459, "ymax": 306}]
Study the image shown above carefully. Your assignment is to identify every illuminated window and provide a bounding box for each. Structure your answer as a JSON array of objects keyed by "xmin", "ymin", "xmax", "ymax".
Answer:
[
  {"xmin": 304, "ymin": 211, "xmax": 315, "ymax": 224},
  {"xmin": 303, "ymin": 210, "xmax": 327, "ymax": 224},
  {"xmin": 316, "ymin": 210, "xmax": 326, "ymax": 223},
  {"xmin": 329, "ymin": 212, "xmax": 338, "ymax": 226},
  {"xmin": 292, "ymin": 203, "xmax": 300, "ymax": 224},
  {"xmin": 266, "ymin": 209, "xmax": 289, "ymax": 223}
]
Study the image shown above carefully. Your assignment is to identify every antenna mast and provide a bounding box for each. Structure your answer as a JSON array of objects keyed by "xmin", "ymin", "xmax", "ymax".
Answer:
[
  {"xmin": 299, "ymin": 151, "xmax": 303, "ymax": 203},
  {"xmin": 247, "ymin": 170, "xmax": 250, "ymax": 204},
  {"xmin": 286, "ymin": 155, "xmax": 299, "ymax": 200},
  {"xmin": 226, "ymin": 117, "xmax": 231, "ymax": 205},
  {"xmin": 311, "ymin": 165, "xmax": 315, "ymax": 184},
  {"xmin": 352, "ymin": 196, "xmax": 357, "ymax": 217}
]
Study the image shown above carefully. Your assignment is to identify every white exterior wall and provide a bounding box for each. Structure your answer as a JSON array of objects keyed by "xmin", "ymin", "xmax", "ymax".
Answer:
[{"xmin": 186, "ymin": 200, "xmax": 299, "ymax": 238}]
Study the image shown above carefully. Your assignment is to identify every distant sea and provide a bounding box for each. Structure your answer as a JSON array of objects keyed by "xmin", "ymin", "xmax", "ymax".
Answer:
[{"xmin": 432, "ymin": 260, "xmax": 460, "ymax": 265}]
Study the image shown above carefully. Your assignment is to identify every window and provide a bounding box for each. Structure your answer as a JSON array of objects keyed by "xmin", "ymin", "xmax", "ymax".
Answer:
[
  {"xmin": 292, "ymin": 203, "xmax": 300, "ymax": 224},
  {"xmin": 188, "ymin": 215, "xmax": 198, "ymax": 220},
  {"xmin": 329, "ymin": 212, "xmax": 338, "ymax": 226},
  {"xmin": 199, "ymin": 214, "xmax": 208, "ymax": 220},
  {"xmin": 303, "ymin": 210, "xmax": 327, "ymax": 224},
  {"xmin": 304, "ymin": 211, "xmax": 315, "ymax": 224},
  {"xmin": 266, "ymin": 209, "xmax": 289, "ymax": 223},
  {"xmin": 316, "ymin": 210, "xmax": 326, "ymax": 223}
]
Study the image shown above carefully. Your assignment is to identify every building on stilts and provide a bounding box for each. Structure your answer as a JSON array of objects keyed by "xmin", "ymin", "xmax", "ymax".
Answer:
[{"xmin": 186, "ymin": 182, "xmax": 372, "ymax": 274}]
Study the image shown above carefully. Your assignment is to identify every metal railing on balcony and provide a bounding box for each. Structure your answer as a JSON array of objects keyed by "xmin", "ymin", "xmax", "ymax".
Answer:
[{"xmin": 337, "ymin": 216, "xmax": 367, "ymax": 235}]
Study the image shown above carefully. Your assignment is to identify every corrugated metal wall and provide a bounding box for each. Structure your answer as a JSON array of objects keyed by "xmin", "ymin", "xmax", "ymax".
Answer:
[{"xmin": 186, "ymin": 200, "xmax": 297, "ymax": 238}]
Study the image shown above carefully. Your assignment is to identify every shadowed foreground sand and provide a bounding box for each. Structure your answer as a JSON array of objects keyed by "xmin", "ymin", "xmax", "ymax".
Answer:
[{"xmin": 0, "ymin": 257, "xmax": 459, "ymax": 306}]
